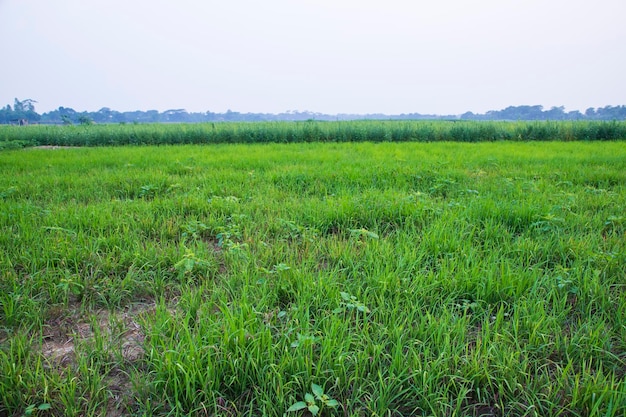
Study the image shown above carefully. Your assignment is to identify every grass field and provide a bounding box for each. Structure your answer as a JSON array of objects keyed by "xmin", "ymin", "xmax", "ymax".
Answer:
[
  {"xmin": 1, "ymin": 141, "xmax": 625, "ymax": 416},
  {"xmin": 1, "ymin": 120, "xmax": 626, "ymax": 149}
]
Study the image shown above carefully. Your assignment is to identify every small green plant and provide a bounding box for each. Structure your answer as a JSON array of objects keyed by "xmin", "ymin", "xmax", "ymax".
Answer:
[
  {"xmin": 280, "ymin": 219, "xmax": 319, "ymax": 242},
  {"xmin": 530, "ymin": 213, "xmax": 565, "ymax": 232},
  {"xmin": 181, "ymin": 220, "xmax": 209, "ymax": 241},
  {"xmin": 174, "ymin": 248, "xmax": 212, "ymax": 277},
  {"xmin": 257, "ymin": 263, "xmax": 291, "ymax": 284},
  {"xmin": 208, "ymin": 195, "xmax": 240, "ymax": 204},
  {"xmin": 603, "ymin": 215, "xmax": 624, "ymax": 235},
  {"xmin": 555, "ymin": 274, "xmax": 579, "ymax": 296},
  {"xmin": 0, "ymin": 186, "xmax": 18, "ymax": 199},
  {"xmin": 138, "ymin": 184, "xmax": 159, "ymax": 199},
  {"xmin": 57, "ymin": 274, "xmax": 84, "ymax": 301},
  {"xmin": 334, "ymin": 292, "xmax": 370, "ymax": 314},
  {"xmin": 348, "ymin": 228, "xmax": 379, "ymax": 241},
  {"xmin": 23, "ymin": 403, "xmax": 51, "ymax": 417},
  {"xmin": 428, "ymin": 178, "xmax": 457, "ymax": 197},
  {"xmin": 290, "ymin": 333, "xmax": 320, "ymax": 348},
  {"xmin": 287, "ymin": 383, "xmax": 339, "ymax": 416},
  {"xmin": 216, "ymin": 215, "xmax": 245, "ymax": 248},
  {"xmin": 260, "ymin": 263, "xmax": 291, "ymax": 275}
]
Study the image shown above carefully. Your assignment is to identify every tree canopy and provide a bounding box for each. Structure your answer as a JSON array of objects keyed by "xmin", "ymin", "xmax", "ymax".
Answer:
[{"xmin": 2, "ymin": 99, "xmax": 626, "ymax": 124}]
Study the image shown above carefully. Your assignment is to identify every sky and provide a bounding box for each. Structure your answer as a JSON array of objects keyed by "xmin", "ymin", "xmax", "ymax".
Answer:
[{"xmin": 1, "ymin": 0, "xmax": 625, "ymax": 115}]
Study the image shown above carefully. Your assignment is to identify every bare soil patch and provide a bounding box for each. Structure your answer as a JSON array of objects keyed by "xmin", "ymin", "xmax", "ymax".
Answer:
[
  {"xmin": 30, "ymin": 145, "xmax": 80, "ymax": 150},
  {"xmin": 41, "ymin": 301, "xmax": 157, "ymax": 416},
  {"xmin": 41, "ymin": 301, "xmax": 154, "ymax": 366}
]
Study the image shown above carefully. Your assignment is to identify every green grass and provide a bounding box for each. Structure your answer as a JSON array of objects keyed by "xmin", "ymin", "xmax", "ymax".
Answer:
[
  {"xmin": 1, "ymin": 120, "xmax": 626, "ymax": 149},
  {"xmin": 1, "ymin": 141, "xmax": 625, "ymax": 416}
]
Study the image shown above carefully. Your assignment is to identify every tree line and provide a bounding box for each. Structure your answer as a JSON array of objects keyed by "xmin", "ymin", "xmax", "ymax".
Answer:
[{"xmin": 1, "ymin": 98, "xmax": 625, "ymax": 125}]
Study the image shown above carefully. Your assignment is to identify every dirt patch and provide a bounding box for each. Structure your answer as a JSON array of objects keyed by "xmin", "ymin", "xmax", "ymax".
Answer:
[
  {"xmin": 105, "ymin": 369, "xmax": 136, "ymax": 417},
  {"xmin": 42, "ymin": 302, "xmax": 154, "ymax": 366},
  {"xmin": 30, "ymin": 145, "xmax": 80, "ymax": 150},
  {"xmin": 40, "ymin": 302, "xmax": 157, "ymax": 416}
]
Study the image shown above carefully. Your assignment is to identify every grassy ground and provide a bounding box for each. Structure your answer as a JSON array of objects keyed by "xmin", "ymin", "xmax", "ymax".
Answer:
[{"xmin": 1, "ymin": 142, "xmax": 625, "ymax": 416}]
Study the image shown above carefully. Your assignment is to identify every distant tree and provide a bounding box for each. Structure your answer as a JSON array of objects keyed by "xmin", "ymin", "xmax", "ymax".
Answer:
[
  {"xmin": 13, "ymin": 98, "xmax": 24, "ymax": 113},
  {"xmin": 144, "ymin": 110, "xmax": 160, "ymax": 123},
  {"xmin": 9, "ymin": 98, "xmax": 40, "ymax": 123},
  {"xmin": 224, "ymin": 109, "xmax": 242, "ymax": 121},
  {"xmin": 483, "ymin": 105, "xmax": 545, "ymax": 120},
  {"xmin": 595, "ymin": 105, "xmax": 626, "ymax": 120},
  {"xmin": 545, "ymin": 106, "xmax": 566, "ymax": 120},
  {"xmin": 78, "ymin": 115, "xmax": 94, "ymax": 125},
  {"xmin": 163, "ymin": 109, "xmax": 188, "ymax": 122},
  {"xmin": 59, "ymin": 107, "xmax": 77, "ymax": 117},
  {"xmin": 11, "ymin": 101, "xmax": 626, "ymax": 125},
  {"xmin": 93, "ymin": 107, "xmax": 113, "ymax": 123},
  {"xmin": 567, "ymin": 110, "xmax": 583, "ymax": 120},
  {"xmin": 0, "ymin": 105, "xmax": 11, "ymax": 124}
]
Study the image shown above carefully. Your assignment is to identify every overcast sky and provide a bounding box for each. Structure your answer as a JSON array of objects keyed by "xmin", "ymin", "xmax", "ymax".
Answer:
[{"xmin": 1, "ymin": 0, "xmax": 624, "ymax": 115}]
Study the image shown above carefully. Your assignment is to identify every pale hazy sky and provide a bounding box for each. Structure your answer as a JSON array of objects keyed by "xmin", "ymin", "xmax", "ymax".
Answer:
[{"xmin": 1, "ymin": 0, "xmax": 624, "ymax": 115}]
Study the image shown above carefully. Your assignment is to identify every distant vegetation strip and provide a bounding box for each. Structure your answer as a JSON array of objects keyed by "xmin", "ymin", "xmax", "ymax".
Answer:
[
  {"xmin": 1, "ymin": 120, "xmax": 626, "ymax": 149},
  {"xmin": 3, "ymin": 98, "xmax": 626, "ymax": 124}
]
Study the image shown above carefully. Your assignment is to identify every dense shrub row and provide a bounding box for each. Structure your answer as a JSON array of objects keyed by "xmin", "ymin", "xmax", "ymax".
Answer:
[{"xmin": 1, "ymin": 120, "xmax": 626, "ymax": 148}]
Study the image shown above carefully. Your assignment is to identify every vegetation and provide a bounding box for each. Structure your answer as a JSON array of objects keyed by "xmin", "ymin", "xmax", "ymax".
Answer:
[
  {"xmin": 1, "ymin": 141, "xmax": 625, "ymax": 416},
  {"xmin": 2, "ymin": 98, "xmax": 626, "ymax": 125},
  {"xmin": 1, "ymin": 120, "xmax": 626, "ymax": 150},
  {"xmin": 0, "ymin": 99, "xmax": 40, "ymax": 125}
]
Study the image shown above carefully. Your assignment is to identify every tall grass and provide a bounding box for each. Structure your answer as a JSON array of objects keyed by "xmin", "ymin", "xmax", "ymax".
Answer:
[
  {"xmin": 1, "ymin": 120, "xmax": 625, "ymax": 149},
  {"xmin": 0, "ymin": 142, "xmax": 625, "ymax": 416}
]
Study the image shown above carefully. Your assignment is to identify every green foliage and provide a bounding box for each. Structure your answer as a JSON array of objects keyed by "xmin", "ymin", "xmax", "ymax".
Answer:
[
  {"xmin": 22, "ymin": 403, "xmax": 51, "ymax": 416},
  {"xmin": 349, "ymin": 227, "xmax": 379, "ymax": 241},
  {"xmin": 1, "ymin": 120, "xmax": 626, "ymax": 150},
  {"xmin": 173, "ymin": 248, "xmax": 212, "ymax": 278},
  {"xmin": 78, "ymin": 115, "xmax": 94, "ymax": 125},
  {"xmin": 335, "ymin": 292, "xmax": 371, "ymax": 314},
  {"xmin": 287, "ymin": 383, "xmax": 339, "ymax": 416},
  {"xmin": 0, "ymin": 142, "xmax": 625, "ymax": 416},
  {"xmin": 0, "ymin": 186, "xmax": 18, "ymax": 199}
]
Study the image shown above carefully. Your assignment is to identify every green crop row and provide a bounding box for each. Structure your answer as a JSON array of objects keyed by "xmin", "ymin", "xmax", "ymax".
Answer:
[{"xmin": 1, "ymin": 120, "xmax": 626, "ymax": 149}]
